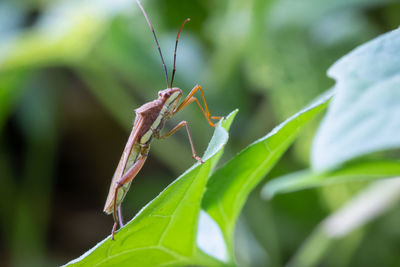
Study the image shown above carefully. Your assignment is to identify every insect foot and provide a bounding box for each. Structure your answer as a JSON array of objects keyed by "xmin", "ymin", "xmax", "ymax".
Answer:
[{"xmin": 193, "ymin": 155, "xmax": 204, "ymax": 163}]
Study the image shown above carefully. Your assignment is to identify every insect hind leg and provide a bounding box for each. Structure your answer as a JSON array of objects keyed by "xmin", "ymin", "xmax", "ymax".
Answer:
[{"xmin": 111, "ymin": 154, "xmax": 147, "ymax": 240}]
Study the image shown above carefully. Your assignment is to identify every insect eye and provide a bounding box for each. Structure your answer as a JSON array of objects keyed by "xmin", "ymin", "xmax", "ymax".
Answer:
[{"xmin": 158, "ymin": 91, "xmax": 163, "ymax": 97}]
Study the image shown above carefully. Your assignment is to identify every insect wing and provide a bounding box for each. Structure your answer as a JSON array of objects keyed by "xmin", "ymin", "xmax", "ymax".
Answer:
[{"xmin": 103, "ymin": 115, "xmax": 144, "ymax": 214}]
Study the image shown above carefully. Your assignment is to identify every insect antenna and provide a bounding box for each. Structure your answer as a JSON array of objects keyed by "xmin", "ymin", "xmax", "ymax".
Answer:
[
  {"xmin": 170, "ymin": 18, "xmax": 190, "ymax": 88},
  {"xmin": 136, "ymin": 0, "xmax": 169, "ymax": 88}
]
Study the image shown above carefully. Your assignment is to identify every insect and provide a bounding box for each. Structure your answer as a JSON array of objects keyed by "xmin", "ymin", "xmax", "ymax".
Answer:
[{"xmin": 103, "ymin": 0, "xmax": 223, "ymax": 240}]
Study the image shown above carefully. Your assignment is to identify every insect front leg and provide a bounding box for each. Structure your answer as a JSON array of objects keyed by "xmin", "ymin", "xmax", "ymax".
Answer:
[
  {"xmin": 156, "ymin": 121, "xmax": 203, "ymax": 163},
  {"xmin": 173, "ymin": 84, "xmax": 223, "ymax": 127},
  {"xmin": 111, "ymin": 154, "xmax": 147, "ymax": 240}
]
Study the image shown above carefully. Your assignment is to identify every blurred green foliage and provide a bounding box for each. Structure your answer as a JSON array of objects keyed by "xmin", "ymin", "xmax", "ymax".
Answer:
[{"xmin": 1, "ymin": 0, "xmax": 400, "ymax": 266}]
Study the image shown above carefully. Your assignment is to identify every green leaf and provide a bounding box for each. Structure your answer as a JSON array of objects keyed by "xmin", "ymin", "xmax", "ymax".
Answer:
[
  {"xmin": 262, "ymin": 160, "xmax": 400, "ymax": 199},
  {"xmin": 202, "ymin": 91, "xmax": 333, "ymax": 257},
  {"xmin": 312, "ymin": 28, "xmax": 400, "ymax": 171},
  {"xmin": 63, "ymin": 110, "xmax": 237, "ymax": 267}
]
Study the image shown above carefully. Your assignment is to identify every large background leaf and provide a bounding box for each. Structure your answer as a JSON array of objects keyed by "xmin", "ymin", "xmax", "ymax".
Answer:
[{"xmin": 312, "ymin": 28, "xmax": 400, "ymax": 171}]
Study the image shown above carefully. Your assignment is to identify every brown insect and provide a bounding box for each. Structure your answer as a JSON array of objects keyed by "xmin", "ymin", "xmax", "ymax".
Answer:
[{"xmin": 103, "ymin": 0, "xmax": 223, "ymax": 240}]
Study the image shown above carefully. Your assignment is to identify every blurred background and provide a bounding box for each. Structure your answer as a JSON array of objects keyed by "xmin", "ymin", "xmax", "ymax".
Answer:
[{"xmin": 0, "ymin": 0, "xmax": 399, "ymax": 266}]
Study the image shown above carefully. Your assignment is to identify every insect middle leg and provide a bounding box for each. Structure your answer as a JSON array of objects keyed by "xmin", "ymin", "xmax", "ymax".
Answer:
[
  {"xmin": 112, "ymin": 154, "xmax": 147, "ymax": 240},
  {"xmin": 157, "ymin": 121, "xmax": 203, "ymax": 163},
  {"xmin": 174, "ymin": 84, "xmax": 223, "ymax": 127}
]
